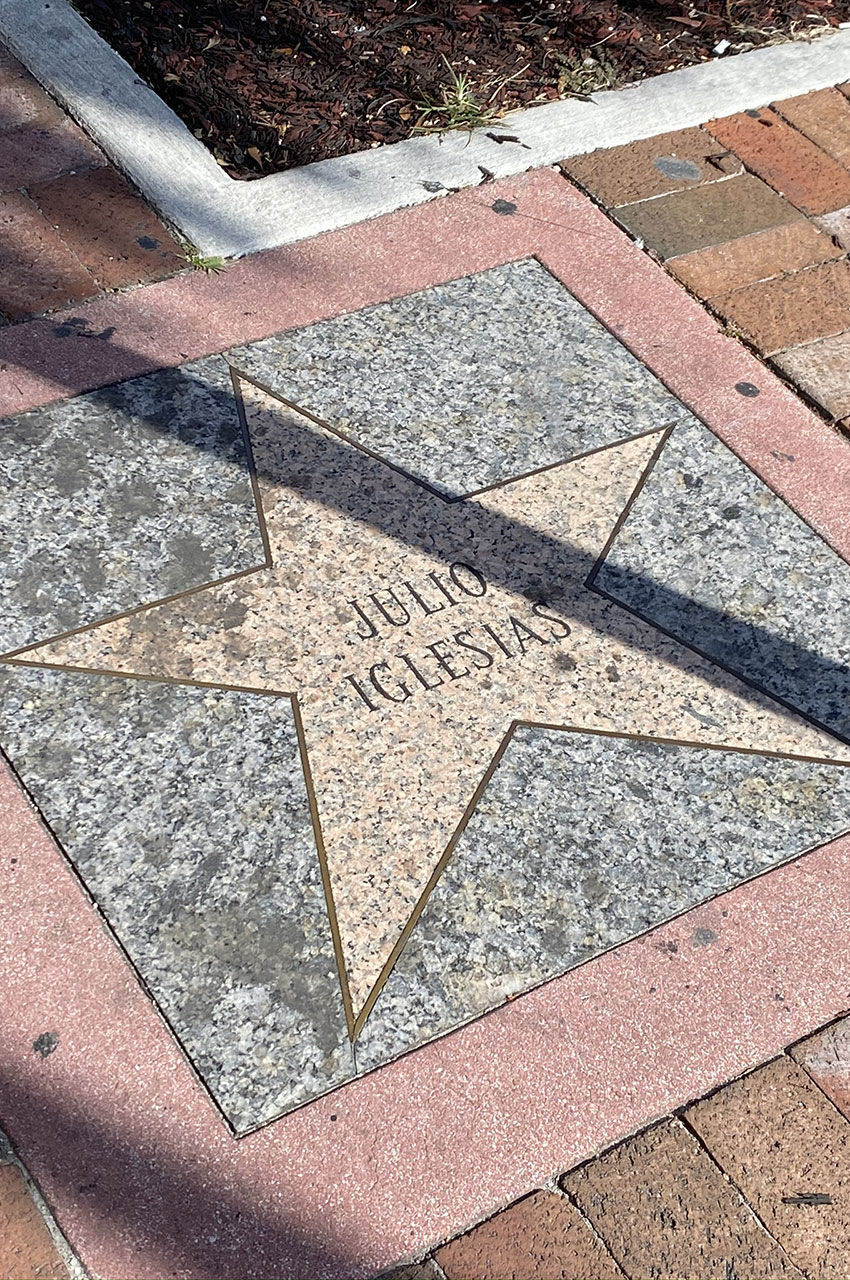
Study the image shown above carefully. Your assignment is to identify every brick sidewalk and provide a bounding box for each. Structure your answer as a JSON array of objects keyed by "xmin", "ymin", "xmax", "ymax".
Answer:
[
  {"xmin": 3, "ymin": 43, "xmax": 850, "ymax": 1280},
  {"xmin": 563, "ymin": 86, "xmax": 850, "ymax": 432},
  {"xmin": 384, "ymin": 1013, "xmax": 850, "ymax": 1280},
  {"xmin": 6, "ymin": 1012, "xmax": 850, "ymax": 1279},
  {"xmin": 0, "ymin": 46, "xmax": 182, "ymax": 323},
  {"xmin": 0, "ymin": 1141, "xmax": 72, "ymax": 1279},
  {"xmin": 3, "ymin": 47, "xmax": 850, "ymax": 431}
]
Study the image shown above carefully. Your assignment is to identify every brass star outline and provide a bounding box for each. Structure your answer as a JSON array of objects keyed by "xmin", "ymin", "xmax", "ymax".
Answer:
[{"xmin": 5, "ymin": 365, "xmax": 847, "ymax": 1036}]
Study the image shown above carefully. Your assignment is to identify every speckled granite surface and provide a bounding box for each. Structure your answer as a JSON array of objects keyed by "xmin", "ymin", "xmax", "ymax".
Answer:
[
  {"xmin": 26, "ymin": 385, "xmax": 845, "ymax": 1032},
  {"xmin": 6, "ymin": 288, "xmax": 850, "ymax": 1126},
  {"xmin": 0, "ymin": 665, "xmax": 351, "ymax": 1133},
  {"xmin": 592, "ymin": 416, "xmax": 850, "ymax": 745},
  {"xmin": 355, "ymin": 728, "xmax": 850, "ymax": 1068},
  {"xmin": 227, "ymin": 259, "xmax": 692, "ymax": 498},
  {"xmin": 0, "ymin": 357, "xmax": 266, "ymax": 656}
]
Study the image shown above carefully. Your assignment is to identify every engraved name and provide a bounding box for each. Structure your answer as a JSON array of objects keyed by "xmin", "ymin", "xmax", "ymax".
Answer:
[
  {"xmin": 340, "ymin": 562, "xmax": 572, "ymax": 711},
  {"xmin": 345, "ymin": 562, "xmax": 487, "ymax": 641}
]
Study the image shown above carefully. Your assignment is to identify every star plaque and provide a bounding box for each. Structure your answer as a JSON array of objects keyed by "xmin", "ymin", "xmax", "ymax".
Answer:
[{"xmin": 3, "ymin": 261, "xmax": 850, "ymax": 1130}]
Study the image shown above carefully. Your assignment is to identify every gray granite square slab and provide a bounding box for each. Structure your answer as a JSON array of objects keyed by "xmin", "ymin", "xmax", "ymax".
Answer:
[
  {"xmin": 355, "ymin": 727, "xmax": 850, "ymax": 1070},
  {"xmin": 0, "ymin": 356, "xmax": 267, "ymax": 656},
  {"xmin": 0, "ymin": 665, "xmax": 352, "ymax": 1133},
  {"xmin": 591, "ymin": 416, "xmax": 850, "ymax": 744},
  {"xmin": 6, "ymin": 279, "xmax": 850, "ymax": 1128},
  {"xmin": 227, "ymin": 258, "xmax": 693, "ymax": 498}
]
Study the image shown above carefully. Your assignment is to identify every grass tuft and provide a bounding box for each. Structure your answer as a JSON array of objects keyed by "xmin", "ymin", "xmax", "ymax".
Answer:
[
  {"xmin": 180, "ymin": 243, "xmax": 227, "ymax": 273},
  {"xmin": 550, "ymin": 52, "xmax": 620, "ymax": 97},
  {"xmin": 413, "ymin": 56, "xmax": 524, "ymax": 134}
]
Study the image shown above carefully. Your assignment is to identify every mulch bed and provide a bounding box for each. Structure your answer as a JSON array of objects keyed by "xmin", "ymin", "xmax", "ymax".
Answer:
[{"xmin": 73, "ymin": 0, "xmax": 850, "ymax": 178}]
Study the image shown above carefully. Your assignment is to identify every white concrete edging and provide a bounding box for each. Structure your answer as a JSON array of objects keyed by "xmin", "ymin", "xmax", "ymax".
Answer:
[{"xmin": 2, "ymin": 0, "xmax": 850, "ymax": 258}]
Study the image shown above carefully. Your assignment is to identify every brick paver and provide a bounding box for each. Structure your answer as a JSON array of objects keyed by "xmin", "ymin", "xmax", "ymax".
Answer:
[
  {"xmin": 4, "ymin": 36, "xmax": 850, "ymax": 1279},
  {"xmin": 396, "ymin": 1024, "xmax": 850, "ymax": 1279},
  {"xmin": 0, "ymin": 191, "xmax": 95, "ymax": 319},
  {"xmin": 707, "ymin": 109, "xmax": 850, "ymax": 216},
  {"xmin": 0, "ymin": 1164, "xmax": 67, "ymax": 1280},
  {"xmin": 774, "ymin": 88, "xmax": 850, "ymax": 169},
  {"xmin": 0, "ymin": 46, "xmax": 63, "ymax": 129},
  {"xmin": 562, "ymin": 127, "xmax": 741, "ymax": 207},
  {"xmin": 0, "ymin": 41, "xmax": 183, "ymax": 321},
  {"xmin": 0, "ymin": 50, "xmax": 103, "ymax": 192},
  {"xmin": 772, "ymin": 331, "xmax": 850, "ymax": 418},
  {"xmin": 667, "ymin": 220, "xmax": 843, "ymax": 298},
  {"xmin": 556, "ymin": 79, "xmax": 850, "ymax": 431},
  {"xmin": 562, "ymin": 1119, "xmax": 801, "ymax": 1280},
  {"xmin": 710, "ymin": 257, "xmax": 850, "ymax": 353},
  {"xmin": 791, "ymin": 1017, "xmax": 850, "ymax": 1119},
  {"xmin": 0, "ymin": 120, "xmax": 104, "ymax": 194},
  {"xmin": 687, "ymin": 1056, "xmax": 850, "ymax": 1279},
  {"xmin": 435, "ymin": 1191, "xmax": 624, "ymax": 1280},
  {"xmin": 29, "ymin": 166, "xmax": 182, "ymax": 290},
  {"xmin": 612, "ymin": 174, "xmax": 803, "ymax": 259}
]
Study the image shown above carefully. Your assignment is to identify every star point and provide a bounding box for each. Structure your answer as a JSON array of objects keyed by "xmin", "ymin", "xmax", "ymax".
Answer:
[{"xmin": 18, "ymin": 380, "xmax": 847, "ymax": 1016}]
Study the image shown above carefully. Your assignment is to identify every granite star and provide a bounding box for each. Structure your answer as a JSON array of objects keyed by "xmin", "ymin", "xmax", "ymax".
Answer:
[{"xmin": 15, "ymin": 377, "xmax": 847, "ymax": 1026}]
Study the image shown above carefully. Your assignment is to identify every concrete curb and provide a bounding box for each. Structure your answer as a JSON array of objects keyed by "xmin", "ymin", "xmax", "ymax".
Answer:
[{"xmin": 2, "ymin": 0, "xmax": 850, "ymax": 257}]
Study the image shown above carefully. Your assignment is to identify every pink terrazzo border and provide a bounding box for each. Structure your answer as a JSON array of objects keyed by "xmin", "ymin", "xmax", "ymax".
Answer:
[{"xmin": 1, "ymin": 168, "xmax": 850, "ymax": 1279}]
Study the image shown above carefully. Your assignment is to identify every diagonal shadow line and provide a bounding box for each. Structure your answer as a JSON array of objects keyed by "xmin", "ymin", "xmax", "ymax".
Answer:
[
  {"xmin": 3, "ymin": 356, "xmax": 850, "ymax": 1042},
  {"xmin": 228, "ymin": 368, "xmax": 850, "ymax": 754},
  {"xmin": 2, "ymin": 354, "xmax": 849, "ymax": 757},
  {"xmin": 0, "ymin": 51, "xmax": 841, "ymax": 1274},
  {"xmin": 2, "ymin": 309, "xmax": 850, "ymax": 1126}
]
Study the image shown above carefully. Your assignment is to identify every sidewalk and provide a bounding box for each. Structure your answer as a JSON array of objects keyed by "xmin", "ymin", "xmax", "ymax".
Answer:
[
  {"xmin": 402, "ymin": 1015, "xmax": 850, "ymax": 1280},
  {"xmin": 0, "ymin": 47, "xmax": 182, "ymax": 323},
  {"xmin": 562, "ymin": 84, "xmax": 850, "ymax": 430},
  {"xmin": 8, "ymin": 1013, "xmax": 850, "ymax": 1279},
  {"xmin": 0, "ymin": 34, "xmax": 850, "ymax": 1280}
]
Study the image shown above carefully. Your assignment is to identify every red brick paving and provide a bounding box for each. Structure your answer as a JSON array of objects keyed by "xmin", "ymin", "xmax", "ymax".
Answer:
[
  {"xmin": 563, "ymin": 94, "xmax": 850, "ymax": 429},
  {"xmin": 667, "ymin": 221, "xmax": 843, "ymax": 298},
  {"xmin": 0, "ymin": 48, "xmax": 103, "ymax": 194},
  {"xmin": 0, "ymin": 191, "xmax": 97, "ymax": 320},
  {"xmin": 0, "ymin": 48, "xmax": 64, "ymax": 130},
  {"xmin": 0, "ymin": 43, "xmax": 183, "ymax": 323},
  {"xmin": 688, "ymin": 1057, "xmax": 850, "ymax": 1280},
  {"xmin": 772, "ymin": 331, "xmax": 850, "ymax": 418},
  {"xmin": 381, "ymin": 1264, "xmax": 443, "ymax": 1280},
  {"xmin": 707, "ymin": 108, "xmax": 850, "ymax": 216},
  {"xmin": 710, "ymin": 257, "xmax": 850, "ymax": 354},
  {"xmin": 0, "ymin": 1163, "xmax": 67, "ymax": 1280},
  {"xmin": 0, "ymin": 119, "xmax": 105, "ymax": 194},
  {"xmin": 3, "ymin": 39, "xmax": 850, "ymax": 1280},
  {"xmin": 611, "ymin": 173, "xmax": 803, "ymax": 260},
  {"xmin": 29, "ymin": 167, "xmax": 182, "ymax": 290},
  {"xmin": 774, "ymin": 87, "xmax": 850, "ymax": 169},
  {"xmin": 9, "ymin": 1019, "xmax": 850, "ymax": 1280},
  {"xmin": 435, "ymin": 1191, "xmax": 624, "ymax": 1280},
  {"xmin": 389, "ymin": 1019, "xmax": 850, "ymax": 1279},
  {"xmin": 563, "ymin": 1119, "xmax": 801, "ymax": 1279},
  {"xmin": 791, "ymin": 1019, "xmax": 850, "ymax": 1119},
  {"xmin": 562, "ymin": 126, "xmax": 741, "ymax": 207}
]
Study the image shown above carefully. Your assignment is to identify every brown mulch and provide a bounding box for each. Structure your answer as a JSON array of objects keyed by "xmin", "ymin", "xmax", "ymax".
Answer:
[{"xmin": 72, "ymin": 0, "xmax": 850, "ymax": 179}]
